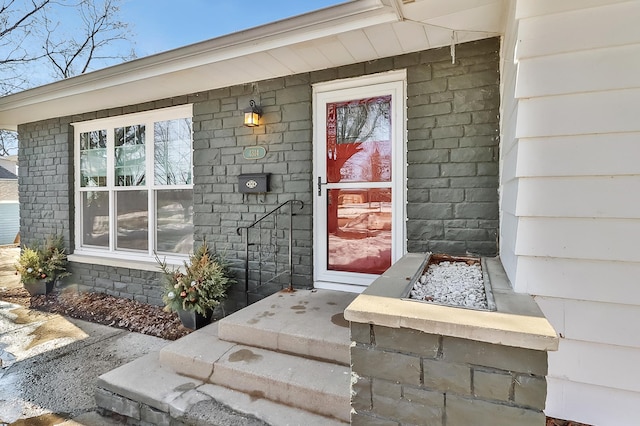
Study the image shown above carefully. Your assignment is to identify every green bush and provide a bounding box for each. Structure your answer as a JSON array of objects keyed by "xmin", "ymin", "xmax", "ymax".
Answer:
[
  {"xmin": 157, "ymin": 240, "xmax": 234, "ymax": 316},
  {"xmin": 16, "ymin": 235, "xmax": 70, "ymax": 284}
]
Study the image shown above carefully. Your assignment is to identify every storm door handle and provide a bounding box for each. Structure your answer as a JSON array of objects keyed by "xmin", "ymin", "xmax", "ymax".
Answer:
[{"xmin": 317, "ymin": 177, "xmax": 327, "ymax": 196}]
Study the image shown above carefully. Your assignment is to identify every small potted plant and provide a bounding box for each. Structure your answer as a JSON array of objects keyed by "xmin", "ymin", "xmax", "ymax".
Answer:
[
  {"xmin": 16, "ymin": 235, "xmax": 70, "ymax": 296},
  {"xmin": 156, "ymin": 239, "xmax": 234, "ymax": 329}
]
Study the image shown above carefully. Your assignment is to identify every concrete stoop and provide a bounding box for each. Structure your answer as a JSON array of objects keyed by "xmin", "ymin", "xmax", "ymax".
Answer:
[{"xmin": 96, "ymin": 289, "xmax": 356, "ymax": 425}]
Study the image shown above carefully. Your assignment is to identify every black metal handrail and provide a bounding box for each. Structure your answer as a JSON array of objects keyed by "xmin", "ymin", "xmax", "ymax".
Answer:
[{"xmin": 236, "ymin": 199, "xmax": 303, "ymax": 306}]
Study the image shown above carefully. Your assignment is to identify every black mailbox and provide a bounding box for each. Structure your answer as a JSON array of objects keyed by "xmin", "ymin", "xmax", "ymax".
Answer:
[{"xmin": 239, "ymin": 173, "xmax": 270, "ymax": 193}]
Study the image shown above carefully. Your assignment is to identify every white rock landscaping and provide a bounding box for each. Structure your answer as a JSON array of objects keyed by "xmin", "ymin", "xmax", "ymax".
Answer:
[{"xmin": 410, "ymin": 260, "xmax": 489, "ymax": 310}]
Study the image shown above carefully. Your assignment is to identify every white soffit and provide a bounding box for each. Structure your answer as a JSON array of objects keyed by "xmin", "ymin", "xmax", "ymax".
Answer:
[{"xmin": 0, "ymin": 0, "xmax": 505, "ymax": 130}]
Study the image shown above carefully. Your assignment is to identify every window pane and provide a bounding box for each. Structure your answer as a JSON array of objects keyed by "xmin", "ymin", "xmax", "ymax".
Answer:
[
  {"xmin": 82, "ymin": 191, "xmax": 109, "ymax": 247},
  {"xmin": 156, "ymin": 189, "xmax": 193, "ymax": 254},
  {"xmin": 154, "ymin": 118, "xmax": 192, "ymax": 185},
  {"xmin": 115, "ymin": 125, "xmax": 146, "ymax": 186},
  {"xmin": 80, "ymin": 130, "xmax": 107, "ymax": 187},
  {"xmin": 116, "ymin": 190, "xmax": 148, "ymax": 251},
  {"xmin": 80, "ymin": 129, "xmax": 107, "ymax": 150},
  {"xmin": 327, "ymin": 188, "xmax": 392, "ymax": 274},
  {"xmin": 326, "ymin": 96, "xmax": 391, "ymax": 183}
]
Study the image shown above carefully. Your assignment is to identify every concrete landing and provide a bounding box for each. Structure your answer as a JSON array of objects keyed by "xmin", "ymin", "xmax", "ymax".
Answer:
[
  {"xmin": 217, "ymin": 289, "xmax": 356, "ymax": 365},
  {"xmin": 97, "ymin": 289, "xmax": 354, "ymax": 425}
]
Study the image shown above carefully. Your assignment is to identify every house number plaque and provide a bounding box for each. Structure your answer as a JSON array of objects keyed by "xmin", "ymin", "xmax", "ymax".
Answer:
[{"xmin": 243, "ymin": 146, "xmax": 267, "ymax": 160}]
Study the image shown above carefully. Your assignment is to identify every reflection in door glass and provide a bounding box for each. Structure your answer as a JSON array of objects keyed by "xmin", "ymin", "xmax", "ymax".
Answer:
[
  {"xmin": 327, "ymin": 188, "xmax": 392, "ymax": 275},
  {"xmin": 326, "ymin": 95, "xmax": 391, "ymax": 183}
]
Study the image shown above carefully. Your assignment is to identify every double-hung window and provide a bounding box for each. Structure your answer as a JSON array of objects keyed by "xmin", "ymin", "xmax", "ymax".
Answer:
[{"xmin": 73, "ymin": 105, "xmax": 193, "ymax": 263}]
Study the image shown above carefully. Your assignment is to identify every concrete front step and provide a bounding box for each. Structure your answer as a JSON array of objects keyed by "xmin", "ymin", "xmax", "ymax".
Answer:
[
  {"xmin": 212, "ymin": 343, "xmax": 351, "ymax": 422},
  {"xmin": 96, "ymin": 352, "xmax": 346, "ymax": 426},
  {"xmin": 158, "ymin": 322, "xmax": 231, "ymax": 381},
  {"xmin": 217, "ymin": 289, "xmax": 356, "ymax": 366},
  {"xmin": 98, "ymin": 289, "xmax": 355, "ymax": 424},
  {"xmin": 159, "ymin": 322, "xmax": 351, "ymax": 423}
]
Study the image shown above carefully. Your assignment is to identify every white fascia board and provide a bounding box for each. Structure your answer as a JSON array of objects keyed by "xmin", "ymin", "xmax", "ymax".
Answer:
[{"xmin": 0, "ymin": 0, "xmax": 395, "ymax": 117}]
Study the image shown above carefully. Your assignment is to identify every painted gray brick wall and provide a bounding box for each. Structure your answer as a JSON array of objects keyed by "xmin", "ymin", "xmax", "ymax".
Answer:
[
  {"xmin": 350, "ymin": 323, "xmax": 548, "ymax": 426},
  {"xmin": 191, "ymin": 79, "xmax": 314, "ymax": 306},
  {"xmin": 17, "ymin": 37, "xmax": 500, "ymax": 306},
  {"xmin": 68, "ymin": 262, "xmax": 164, "ymax": 306},
  {"xmin": 18, "ymin": 117, "xmax": 74, "ymax": 250},
  {"xmin": 406, "ymin": 39, "xmax": 500, "ymax": 256}
]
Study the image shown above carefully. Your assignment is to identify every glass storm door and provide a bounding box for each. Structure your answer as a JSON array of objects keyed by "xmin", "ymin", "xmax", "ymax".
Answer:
[{"xmin": 313, "ymin": 73, "xmax": 405, "ymax": 291}]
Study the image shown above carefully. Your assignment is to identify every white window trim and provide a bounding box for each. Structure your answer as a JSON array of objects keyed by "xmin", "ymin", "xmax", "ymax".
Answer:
[{"xmin": 72, "ymin": 104, "xmax": 193, "ymax": 265}]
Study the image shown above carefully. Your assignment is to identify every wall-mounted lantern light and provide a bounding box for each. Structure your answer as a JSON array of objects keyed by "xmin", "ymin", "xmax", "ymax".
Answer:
[{"xmin": 244, "ymin": 100, "xmax": 262, "ymax": 127}]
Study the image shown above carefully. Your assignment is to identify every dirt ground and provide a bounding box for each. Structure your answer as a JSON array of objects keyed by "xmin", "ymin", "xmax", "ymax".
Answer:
[
  {"xmin": 0, "ymin": 245, "xmax": 591, "ymax": 425},
  {"xmin": 546, "ymin": 419, "xmax": 590, "ymax": 426}
]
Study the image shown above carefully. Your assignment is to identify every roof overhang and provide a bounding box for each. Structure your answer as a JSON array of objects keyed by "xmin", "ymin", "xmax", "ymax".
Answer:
[{"xmin": 0, "ymin": 0, "xmax": 506, "ymax": 130}]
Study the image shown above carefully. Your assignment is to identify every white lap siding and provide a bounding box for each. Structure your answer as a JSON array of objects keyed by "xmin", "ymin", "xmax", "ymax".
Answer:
[{"xmin": 500, "ymin": 1, "xmax": 640, "ymax": 425}]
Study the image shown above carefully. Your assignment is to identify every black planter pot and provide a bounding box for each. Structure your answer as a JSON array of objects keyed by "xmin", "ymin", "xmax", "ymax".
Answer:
[
  {"xmin": 23, "ymin": 279, "xmax": 55, "ymax": 296},
  {"xmin": 177, "ymin": 309, "xmax": 211, "ymax": 330}
]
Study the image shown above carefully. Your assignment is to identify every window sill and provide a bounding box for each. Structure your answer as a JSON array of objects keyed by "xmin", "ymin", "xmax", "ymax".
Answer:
[{"xmin": 68, "ymin": 252, "xmax": 184, "ymax": 272}]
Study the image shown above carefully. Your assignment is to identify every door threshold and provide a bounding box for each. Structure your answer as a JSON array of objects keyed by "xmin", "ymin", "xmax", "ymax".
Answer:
[{"xmin": 314, "ymin": 281, "xmax": 366, "ymax": 294}]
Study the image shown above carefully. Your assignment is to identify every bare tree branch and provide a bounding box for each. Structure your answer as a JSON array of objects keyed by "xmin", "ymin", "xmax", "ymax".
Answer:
[
  {"xmin": 0, "ymin": 0, "xmax": 50, "ymax": 39},
  {"xmin": 42, "ymin": 0, "xmax": 133, "ymax": 78},
  {"xmin": 0, "ymin": 130, "xmax": 17, "ymax": 156},
  {"xmin": 0, "ymin": 0, "xmax": 136, "ymax": 156}
]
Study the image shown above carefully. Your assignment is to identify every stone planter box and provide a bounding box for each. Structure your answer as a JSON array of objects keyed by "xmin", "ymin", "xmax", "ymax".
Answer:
[{"xmin": 344, "ymin": 254, "xmax": 558, "ymax": 426}]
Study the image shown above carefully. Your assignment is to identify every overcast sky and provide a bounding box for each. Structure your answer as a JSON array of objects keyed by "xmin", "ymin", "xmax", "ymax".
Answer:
[{"xmin": 121, "ymin": 0, "xmax": 347, "ymax": 57}]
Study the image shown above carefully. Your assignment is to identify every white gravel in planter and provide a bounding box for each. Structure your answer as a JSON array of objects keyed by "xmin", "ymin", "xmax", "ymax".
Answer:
[{"xmin": 410, "ymin": 261, "xmax": 488, "ymax": 310}]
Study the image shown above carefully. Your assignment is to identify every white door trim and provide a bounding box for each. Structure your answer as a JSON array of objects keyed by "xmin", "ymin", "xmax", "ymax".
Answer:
[{"xmin": 312, "ymin": 70, "xmax": 407, "ymax": 292}]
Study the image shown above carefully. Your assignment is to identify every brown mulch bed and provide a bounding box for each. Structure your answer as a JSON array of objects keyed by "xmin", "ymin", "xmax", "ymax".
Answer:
[
  {"xmin": 1, "ymin": 286, "xmax": 192, "ymax": 341},
  {"xmin": 547, "ymin": 419, "xmax": 590, "ymax": 426}
]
